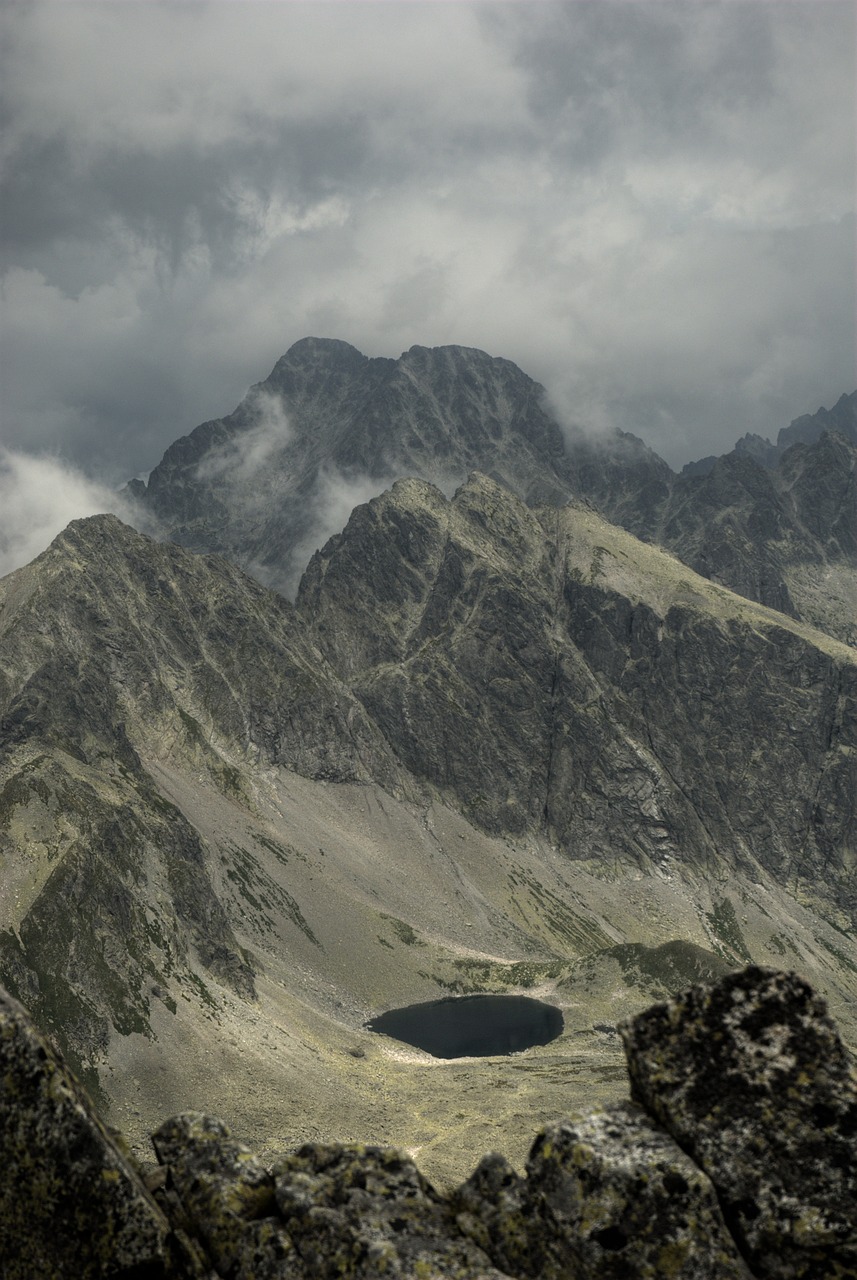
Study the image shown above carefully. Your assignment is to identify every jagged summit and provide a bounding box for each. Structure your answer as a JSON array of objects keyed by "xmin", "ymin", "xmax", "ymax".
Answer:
[
  {"xmin": 128, "ymin": 339, "xmax": 652, "ymax": 597},
  {"xmin": 682, "ymin": 391, "xmax": 857, "ymax": 476},
  {"xmin": 125, "ymin": 338, "xmax": 855, "ymax": 642},
  {"xmin": 778, "ymin": 389, "xmax": 857, "ymax": 452}
]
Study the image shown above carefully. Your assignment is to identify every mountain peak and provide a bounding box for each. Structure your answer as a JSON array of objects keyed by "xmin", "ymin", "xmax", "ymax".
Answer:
[
  {"xmin": 276, "ymin": 335, "xmax": 368, "ymax": 366},
  {"xmin": 127, "ymin": 340, "xmax": 855, "ymax": 642},
  {"xmin": 133, "ymin": 339, "xmax": 579, "ymax": 595}
]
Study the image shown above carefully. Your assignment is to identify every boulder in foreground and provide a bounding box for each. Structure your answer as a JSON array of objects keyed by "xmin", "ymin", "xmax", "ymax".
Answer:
[
  {"xmin": 621, "ymin": 966, "xmax": 857, "ymax": 1279},
  {"xmin": 0, "ymin": 986, "xmax": 172, "ymax": 1278}
]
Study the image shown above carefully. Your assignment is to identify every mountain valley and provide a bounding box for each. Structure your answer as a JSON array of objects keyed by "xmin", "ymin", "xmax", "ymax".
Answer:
[{"xmin": 1, "ymin": 341, "xmax": 855, "ymax": 1186}]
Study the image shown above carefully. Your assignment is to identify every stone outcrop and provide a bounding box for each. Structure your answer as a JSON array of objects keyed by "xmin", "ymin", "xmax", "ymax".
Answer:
[
  {"xmin": 456, "ymin": 1106, "xmax": 752, "ymax": 1279},
  {"xmin": 622, "ymin": 967, "xmax": 857, "ymax": 1279},
  {"xmin": 0, "ymin": 986, "xmax": 173, "ymax": 1278},
  {"xmin": 3, "ymin": 966, "xmax": 855, "ymax": 1278}
]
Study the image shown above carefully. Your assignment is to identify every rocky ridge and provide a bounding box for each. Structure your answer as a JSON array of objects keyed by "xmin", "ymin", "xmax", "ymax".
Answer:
[
  {"xmin": 3, "ymin": 966, "xmax": 855, "ymax": 1278},
  {"xmin": 297, "ymin": 472, "xmax": 856, "ymax": 913},
  {"xmin": 646, "ymin": 429, "xmax": 857, "ymax": 640},
  {"xmin": 683, "ymin": 391, "xmax": 857, "ymax": 475},
  {"xmin": 126, "ymin": 339, "xmax": 856, "ymax": 642},
  {"xmin": 128, "ymin": 339, "xmax": 588, "ymax": 596}
]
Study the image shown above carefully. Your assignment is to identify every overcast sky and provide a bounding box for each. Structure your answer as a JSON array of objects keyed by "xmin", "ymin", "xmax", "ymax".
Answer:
[{"xmin": 1, "ymin": 0, "xmax": 854, "ymax": 570}]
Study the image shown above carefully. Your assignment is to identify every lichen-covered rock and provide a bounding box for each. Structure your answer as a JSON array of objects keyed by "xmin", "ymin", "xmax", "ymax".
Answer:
[
  {"xmin": 458, "ymin": 1105, "xmax": 750, "ymax": 1279},
  {"xmin": 231, "ymin": 1215, "xmax": 307, "ymax": 1279},
  {"xmin": 272, "ymin": 1141, "xmax": 511, "ymax": 1278},
  {"xmin": 621, "ymin": 966, "xmax": 857, "ymax": 1279},
  {"xmin": 5, "ymin": 967, "xmax": 856, "ymax": 1279},
  {"xmin": 0, "ymin": 985, "xmax": 172, "ymax": 1278},
  {"xmin": 454, "ymin": 1153, "xmax": 532, "ymax": 1276},
  {"xmin": 524, "ymin": 1105, "xmax": 752, "ymax": 1279},
  {"xmin": 152, "ymin": 1111, "xmax": 278, "ymax": 1274}
]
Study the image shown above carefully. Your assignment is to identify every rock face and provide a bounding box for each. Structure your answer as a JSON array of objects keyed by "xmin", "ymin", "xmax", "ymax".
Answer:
[
  {"xmin": 457, "ymin": 1106, "xmax": 752, "ymax": 1279},
  {"xmin": 682, "ymin": 392, "xmax": 857, "ymax": 476},
  {"xmin": 3, "ymin": 966, "xmax": 855, "ymax": 1278},
  {"xmin": 0, "ymin": 514, "xmax": 401, "ymax": 1093},
  {"xmin": 298, "ymin": 472, "xmax": 856, "ymax": 920},
  {"xmin": 622, "ymin": 967, "xmax": 857, "ymax": 1279},
  {"xmin": 777, "ymin": 390, "xmax": 857, "ymax": 455},
  {"xmin": 0, "ymin": 986, "xmax": 172, "ymax": 1278},
  {"xmin": 130, "ymin": 338, "xmax": 588, "ymax": 596},
  {"xmin": 648, "ymin": 432, "xmax": 857, "ymax": 641}
]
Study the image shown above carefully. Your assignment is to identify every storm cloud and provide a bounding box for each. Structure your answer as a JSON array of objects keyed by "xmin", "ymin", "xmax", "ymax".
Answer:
[{"xmin": 1, "ymin": 0, "xmax": 854, "ymax": 565}]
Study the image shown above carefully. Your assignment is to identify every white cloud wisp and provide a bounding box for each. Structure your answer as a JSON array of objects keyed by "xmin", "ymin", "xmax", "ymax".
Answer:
[{"xmin": 0, "ymin": 448, "xmax": 145, "ymax": 578}]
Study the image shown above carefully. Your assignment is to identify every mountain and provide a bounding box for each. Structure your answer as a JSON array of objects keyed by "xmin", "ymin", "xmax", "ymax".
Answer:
[
  {"xmin": 128, "ymin": 340, "xmax": 856, "ymax": 644},
  {"xmin": 644, "ymin": 432, "xmax": 857, "ymax": 641},
  {"xmin": 682, "ymin": 391, "xmax": 857, "ymax": 474},
  {"xmin": 129, "ymin": 339, "xmax": 579, "ymax": 597},
  {"xmin": 662, "ymin": 394, "xmax": 857, "ymax": 642},
  {"xmin": 127, "ymin": 338, "xmax": 670, "ymax": 598},
  {"xmin": 2, "ymin": 340, "xmax": 854, "ymax": 1184},
  {"xmin": 1, "ymin": 485, "xmax": 854, "ymax": 1185},
  {"xmin": 778, "ymin": 390, "xmax": 857, "ymax": 454},
  {"xmin": 298, "ymin": 473, "xmax": 854, "ymax": 905}
]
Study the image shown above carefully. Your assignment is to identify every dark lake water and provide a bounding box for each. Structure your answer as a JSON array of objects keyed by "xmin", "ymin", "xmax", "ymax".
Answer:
[{"xmin": 366, "ymin": 993, "xmax": 564, "ymax": 1058}]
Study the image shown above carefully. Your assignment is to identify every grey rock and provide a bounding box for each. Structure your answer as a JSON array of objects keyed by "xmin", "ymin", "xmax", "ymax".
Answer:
[
  {"xmin": 522, "ymin": 1103, "xmax": 751, "ymax": 1279},
  {"xmin": 680, "ymin": 392, "xmax": 856, "ymax": 471},
  {"xmin": 298, "ymin": 472, "xmax": 857, "ymax": 923},
  {"xmin": 777, "ymin": 429, "xmax": 856, "ymax": 560},
  {"xmin": 271, "ymin": 1141, "xmax": 511, "ymax": 1278},
  {"xmin": 231, "ymin": 1216, "xmax": 306, "ymax": 1280},
  {"xmin": 132, "ymin": 338, "xmax": 584, "ymax": 598},
  {"xmin": 656, "ymin": 451, "xmax": 800, "ymax": 617},
  {"xmin": 0, "ymin": 985, "xmax": 172, "ymax": 1278},
  {"xmin": 777, "ymin": 391, "xmax": 857, "ymax": 454},
  {"xmin": 733, "ymin": 433, "xmax": 781, "ymax": 469},
  {"xmin": 455, "ymin": 1107, "xmax": 751, "ymax": 1279},
  {"xmin": 127, "ymin": 338, "xmax": 855, "ymax": 641},
  {"xmin": 152, "ymin": 1112, "xmax": 278, "ymax": 1274},
  {"xmin": 621, "ymin": 966, "xmax": 857, "ymax": 1278},
  {"xmin": 0, "ymin": 512, "xmax": 403, "ymax": 1084},
  {"xmin": 646, "ymin": 429, "xmax": 857, "ymax": 641},
  {"xmin": 454, "ymin": 1153, "xmax": 531, "ymax": 1276}
]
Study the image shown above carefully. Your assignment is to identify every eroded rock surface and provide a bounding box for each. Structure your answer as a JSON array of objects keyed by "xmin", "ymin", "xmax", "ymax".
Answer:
[
  {"xmin": 621, "ymin": 966, "xmax": 857, "ymax": 1278},
  {"xmin": 151, "ymin": 1112, "xmax": 278, "ymax": 1275},
  {"xmin": 456, "ymin": 1104, "xmax": 751, "ymax": 1279},
  {"xmin": 271, "ymin": 1142, "xmax": 509, "ymax": 1279}
]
